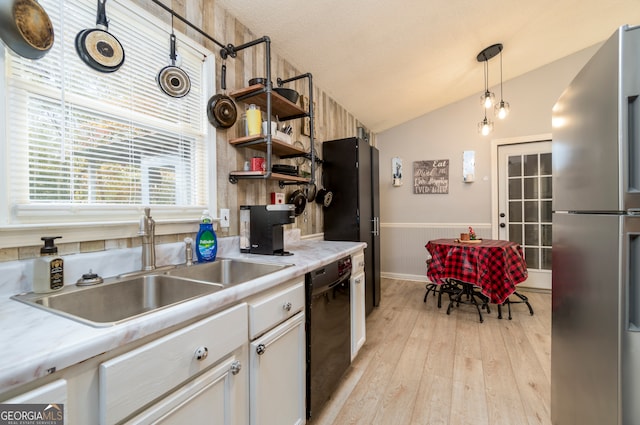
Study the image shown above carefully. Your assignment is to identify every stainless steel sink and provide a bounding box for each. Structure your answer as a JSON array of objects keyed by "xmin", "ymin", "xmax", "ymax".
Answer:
[
  {"xmin": 12, "ymin": 275, "xmax": 224, "ymax": 327},
  {"xmin": 164, "ymin": 258, "xmax": 291, "ymax": 286}
]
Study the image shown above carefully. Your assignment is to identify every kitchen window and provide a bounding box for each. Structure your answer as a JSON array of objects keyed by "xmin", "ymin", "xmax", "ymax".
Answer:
[{"xmin": 0, "ymin": 0, "xmax": 216, "ymax": 230}]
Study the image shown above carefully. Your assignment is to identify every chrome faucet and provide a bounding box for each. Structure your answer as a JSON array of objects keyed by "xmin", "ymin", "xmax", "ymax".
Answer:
[
  {"xmin": 184, "ymin": 237, "xmax": 194, "ymax": 266},
  {"xmin": 139, "ymin": 207, "xmax": 156, "ymax": 271}
]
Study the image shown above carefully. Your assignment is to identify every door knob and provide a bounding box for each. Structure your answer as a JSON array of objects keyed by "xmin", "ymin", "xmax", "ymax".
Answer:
[
  {"xmin": 256, "ymin": 343, "xmax": 266, "ymax": 355},
  {"xmin": 500, "ymin": 212, "xmax": 506, "ymax": 218},
  {"xmin": 500, "ymin": 223, "xmax": 506, "ymax": 228}
]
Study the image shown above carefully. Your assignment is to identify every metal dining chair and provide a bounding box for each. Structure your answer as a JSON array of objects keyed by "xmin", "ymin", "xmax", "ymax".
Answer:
[
  {"xmin": 497, "ymin": 291, "xmax": 534, "ymax": 320},
  {"xmin": 445, "ymin": 279, "xmax": 491, "ymax": 323},
  {"xmin": 423, "ymin": 259, "xmax": 458, "ymax": 308}
]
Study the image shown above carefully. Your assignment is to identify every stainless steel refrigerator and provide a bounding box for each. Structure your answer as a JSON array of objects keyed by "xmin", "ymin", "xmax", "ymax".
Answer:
[
  {"xmin": 323, "ymin": 137, "xmax": 381, "ymax": 315},
  {"xmin": 551, "ymin": 25, "xmax": 640, "ymax": 425}
]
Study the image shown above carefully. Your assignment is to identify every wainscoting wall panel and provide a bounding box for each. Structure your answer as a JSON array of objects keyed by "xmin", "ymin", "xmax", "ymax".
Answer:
[{"xmin": 380, "ymin": 223, "xmax": 492, "ymax": 281}]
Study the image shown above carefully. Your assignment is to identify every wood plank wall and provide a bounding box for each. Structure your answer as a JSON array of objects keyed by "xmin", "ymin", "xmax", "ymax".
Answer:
[{"xmin": 136, "ymin": 0, "xmax": 373, "ymax": 237}]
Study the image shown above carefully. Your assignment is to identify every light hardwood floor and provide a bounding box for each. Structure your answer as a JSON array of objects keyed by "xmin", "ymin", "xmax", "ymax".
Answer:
[{"xmin": 310, "ymin": 278, "xmax": 551, "ymax": 425}]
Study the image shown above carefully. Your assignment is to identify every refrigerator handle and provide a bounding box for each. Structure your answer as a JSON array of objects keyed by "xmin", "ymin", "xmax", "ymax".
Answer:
[
  {"xmin": 628, "ymin": 95, "xmax": 640, "ymax": 191},
  {"xmin": 628, "ymin": 232, "xmax": 640, "ymax": 331},
  {"xmin": 371, "ymin": 217, "xmax": 379, "ymax": 236}
]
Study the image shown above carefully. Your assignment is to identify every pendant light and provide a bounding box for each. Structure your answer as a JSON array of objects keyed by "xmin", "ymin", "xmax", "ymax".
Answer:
[
  {"xmin": 494, "ymin": 49, "xmax": 510, "ymax": 119},
  {"xmin": 480, "ymin": 60, "xmax": 495, "ymax": 109},
  {"xmin": 476, "ymin": 43, "xmax": 504, "ymax": 136},
  {"xmin": 478, "ymin": 110, "xmax": 493, "ymax": 136}
]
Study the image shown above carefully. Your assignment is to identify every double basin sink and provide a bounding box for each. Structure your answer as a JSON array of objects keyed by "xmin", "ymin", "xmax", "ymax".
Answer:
[{"xmin": 12, "ymin": 259, "xmax": 292, "ymax": 327}]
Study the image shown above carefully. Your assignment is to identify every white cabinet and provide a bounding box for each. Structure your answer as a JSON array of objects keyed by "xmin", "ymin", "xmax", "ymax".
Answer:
[
  {"xmin": 247, "ymin": 279, "xmax": 306, "ymax": 425},
  {"xmin": 99, "ymin": 303, "xmax": 249, "ymax": 425},
  {"xmin": 3, "ymin": 379, "xmax": 67, "ymax": 421},
  {"xmin": 125, "ymin": 348, "xmax": 246, "ymax": 425},
  {"xmin": 250, "ymin": 312, "xmax": 305, "ymax": 425},
  {"xmin": 351, "ymin": 251, "xmax": 366, "ymax": 360}
]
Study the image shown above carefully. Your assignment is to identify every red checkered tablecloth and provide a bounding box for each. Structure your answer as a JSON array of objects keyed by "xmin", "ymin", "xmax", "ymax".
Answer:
[{"xmin": 425, "ymin": 238, "xmax": 528, "ymax": 304}]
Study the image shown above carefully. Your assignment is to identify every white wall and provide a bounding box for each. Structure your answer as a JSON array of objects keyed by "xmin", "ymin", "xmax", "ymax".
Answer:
[{"xmin": 377, "ymin": 44, "xmax": 599, "ymax": 280}]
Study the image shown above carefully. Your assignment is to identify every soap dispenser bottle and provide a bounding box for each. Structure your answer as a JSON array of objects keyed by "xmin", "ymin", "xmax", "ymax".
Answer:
[
  {"xmin": 33, "ymin": 236, "xmax": 64, "ymax": 293},
  {"xmin": 195, "ymin": 210, "xmax": 217, "ymax": 263}
]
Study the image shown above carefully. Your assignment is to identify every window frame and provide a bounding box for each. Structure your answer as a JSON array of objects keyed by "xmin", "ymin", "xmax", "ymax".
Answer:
[{"xmin": 0, "ymin": 0, "xmax": 217, "ymax": 248}]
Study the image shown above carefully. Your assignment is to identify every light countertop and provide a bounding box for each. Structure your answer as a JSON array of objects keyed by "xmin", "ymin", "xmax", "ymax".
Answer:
[{"xmin": 0, "ymin": 238, "xmax": 365, "ymax": 395}]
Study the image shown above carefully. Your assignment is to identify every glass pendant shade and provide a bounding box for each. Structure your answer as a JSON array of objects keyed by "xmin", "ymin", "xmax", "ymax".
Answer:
[
  {"xmin": 481, "ymin": 90, "xmax": 495, "ymax": 109},
  {"xmin": 495, "ymin": 100, "xmax": 510, "ymax": 119},
  {"xmin": 478, "ymin": 116, "xmax": 493, "ymax": 136}
]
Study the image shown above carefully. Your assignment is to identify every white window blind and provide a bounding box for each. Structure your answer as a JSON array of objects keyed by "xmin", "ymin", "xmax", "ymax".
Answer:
[{"xmin": 2, "ymin": 0, "xmax": 215, "ymax": 225}]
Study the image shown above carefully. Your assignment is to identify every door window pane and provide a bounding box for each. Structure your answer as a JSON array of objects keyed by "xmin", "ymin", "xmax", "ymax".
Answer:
[
  {"xmin": 508, "ymin": 156, "xmax": 522, "ymax": 177},
  {"xmin": 541, "ymin": 201, "xmax": 552, "ymax": 223},
  {"xmin": 525, "ymin": 224, "xmax": 540, "ymax": 245},
  {"xmin": 540, "ymin": 153, "xmax": 552, "ymax": 175},
  {"xmin": 509, "ymin": 201, "xmax": 522, "ymax": 222},
  {"xmin": 541, "ymin": 247, "xmax": 552, "ymax": 270},
  {"xmin": 509, "ymin": 224, "xmax": 523, "ymax": 245},
  {"xmin": 541, "ymin": 176, "xmax": 552, "ymax": 198},
  {"xmin": 524, "ymin": 177, "xmax": 539, "ymax": 199},
  {"xmin": 524, "ymin": 154, "xmax": 539, "ymax": 176},
  {"xmin": 509, "ymin": 178, "xmax": 522, "ymax": 199},
  {"xmin": 541, "ymin": 224, "xmax": 552, "ymax": 246},
  {"xmin": 525, "ymin": 247, "xmax": 539, "ymax": 269},
  {"xmin": 524, "ymin": 201, "xmax": 539, "ymax": 222}
]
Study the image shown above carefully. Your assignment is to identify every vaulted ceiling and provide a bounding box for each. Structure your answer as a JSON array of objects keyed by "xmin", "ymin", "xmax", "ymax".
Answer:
[{"xmin": 216, "ymin": 0, "xmax": 640, "ymax": 133}]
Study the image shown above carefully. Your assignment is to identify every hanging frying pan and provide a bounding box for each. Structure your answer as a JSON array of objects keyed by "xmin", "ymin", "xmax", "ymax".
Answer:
[
  {"xmin": 305, "ymin": 182, "xmax": 317, "ymax": 203},
  {"xmin": 75, "ymin": 0, "xmax": 124, "ymax": 73},
  {"xmin": 157, "ymin": 28, "xmax": 190, "ymax": 98},
  {"xmin": 0, "ymin": 0, "xmax": 54, "ymax": 59},
  {"xmin": 289, "ymin": 189, "xmax": 307, "ymax": 216},
  {"xmin": 315, "ymin": 188, "xmax": 333, "ymax": 208},
  {"xmin": 207, "ymin": 62, "xmax": 237, "ymax": 128}
]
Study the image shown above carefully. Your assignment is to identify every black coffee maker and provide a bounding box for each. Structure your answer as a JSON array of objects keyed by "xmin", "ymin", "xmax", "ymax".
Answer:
[{"xmin": 239, "ymin": 205, "xmax": 295, "ymax": 255}]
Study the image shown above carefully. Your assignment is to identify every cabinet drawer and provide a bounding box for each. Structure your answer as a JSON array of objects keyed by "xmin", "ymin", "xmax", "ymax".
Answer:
[
  {"xmin": 99, "ymin": 303, "xmax": 248, "ymax": 425},
  {"xmin": 352, "ymin": 251, "xmax": 365, "ymax": 274},
  {"xmin": 248, "ymin": 280, "xmax": 304, "ymax": 340}
]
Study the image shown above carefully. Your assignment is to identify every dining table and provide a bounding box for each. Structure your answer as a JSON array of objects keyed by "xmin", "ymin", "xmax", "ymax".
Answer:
[{"xmin": 425, "ymin": 238, "xmax": 529, "ymax": 308}]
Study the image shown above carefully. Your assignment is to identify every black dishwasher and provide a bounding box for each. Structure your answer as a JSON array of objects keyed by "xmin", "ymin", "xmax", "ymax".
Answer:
[{"xmin": 306, "ymin": 255, "xmax": 352, "ymax": 420}]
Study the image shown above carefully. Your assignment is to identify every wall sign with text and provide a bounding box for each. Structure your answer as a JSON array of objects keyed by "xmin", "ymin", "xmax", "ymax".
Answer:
[{"xmin": 413, "ymin": 159, "xmax": 449, "ymax": 194}]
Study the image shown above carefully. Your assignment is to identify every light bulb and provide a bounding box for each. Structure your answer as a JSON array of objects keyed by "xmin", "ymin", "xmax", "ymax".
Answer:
[
  {"xmin": 481, "ymin": 91, "xmax": 495, "ymax": 109},
  {"xmin": 495, "ymin": 100, "xmax": 510, "ymax": 119},
  {"xmin": 477, "ymin": 117, "xmax": 493, "ymax": 136}
]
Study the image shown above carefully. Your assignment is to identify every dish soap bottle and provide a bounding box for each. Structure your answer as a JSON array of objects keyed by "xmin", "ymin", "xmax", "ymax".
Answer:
[
  {"xmin": 196, "ymin": 210, "xmax": 217, "ymax": 263},
  {"xmin": 33, "ymin": 236, "xmax": 64, "ymax": 293}
]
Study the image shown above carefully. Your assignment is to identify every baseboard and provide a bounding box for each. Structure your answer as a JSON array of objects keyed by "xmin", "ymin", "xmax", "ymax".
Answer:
[{"xmin": 381, "ymin": 272, "xmax": 429, "ymax": 283}]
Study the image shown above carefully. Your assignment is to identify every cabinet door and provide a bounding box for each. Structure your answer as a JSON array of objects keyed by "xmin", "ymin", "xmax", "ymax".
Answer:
[
  {"xmin": 126, "ymin": 346, "xmax": 248, "ymax": 425},
  {"xmin": 3, "ymin": 379, "xmax": 67, "ymax": 421},
  {"xmin": 100, "ymin": 303, "xmax": 247, "ymax": 424},
  {"xmin": 351, "ymin": 270, "xmax": 366, "ymax": 360},
  {"xmin": 250, "ymin": 312, "xmax": 305, "ymax": 425}
]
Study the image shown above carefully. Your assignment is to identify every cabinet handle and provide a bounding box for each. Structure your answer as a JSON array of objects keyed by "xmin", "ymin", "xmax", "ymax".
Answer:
[
  {"xmin": 256, "ymin": 343, "xmax": 266, "ymax": 355},
  {"xmin": 355, "ymin": 278, "xmax": 362, "ymax": 285},
  {"xmin": 194, "ymin": 346, "xmax": 209, "ymax": 361},
  {"xmin": 230, "ymin": 360, "xmax": 242, "ymax": 375},
  {"xmin": 283, "ymin": 301, "xmax": 292, "ymax": 312}
]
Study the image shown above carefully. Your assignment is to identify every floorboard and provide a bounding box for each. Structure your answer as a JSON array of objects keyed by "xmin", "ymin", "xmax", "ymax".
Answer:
[{"xmin": 309, "ymin": 278, "xmax": 552, "ymax": 425}]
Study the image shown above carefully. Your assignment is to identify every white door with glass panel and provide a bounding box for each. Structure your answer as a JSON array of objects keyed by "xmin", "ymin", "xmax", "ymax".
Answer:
[{"xmin": 497, "ymin": 141, "xmax": 552, "ymax": 290}]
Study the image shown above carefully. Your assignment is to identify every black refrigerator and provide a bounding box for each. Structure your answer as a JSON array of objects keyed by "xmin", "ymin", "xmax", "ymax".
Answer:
[{"xmin": 323, "ymin": 137, "xmax": 380, "ymax": 315}]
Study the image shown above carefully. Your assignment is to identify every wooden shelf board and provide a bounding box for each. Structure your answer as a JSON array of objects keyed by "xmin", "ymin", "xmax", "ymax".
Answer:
[
  {"xmin": 230, "ymin": 84, "xmax": 305, "ymax": 119},
  {"xmin": 228, "ymin": 136, "xmax": 305, "ymax": 156},
  {"xmin": 229, "ymin": 171, "xmax": 310, "ymax": 183}
]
